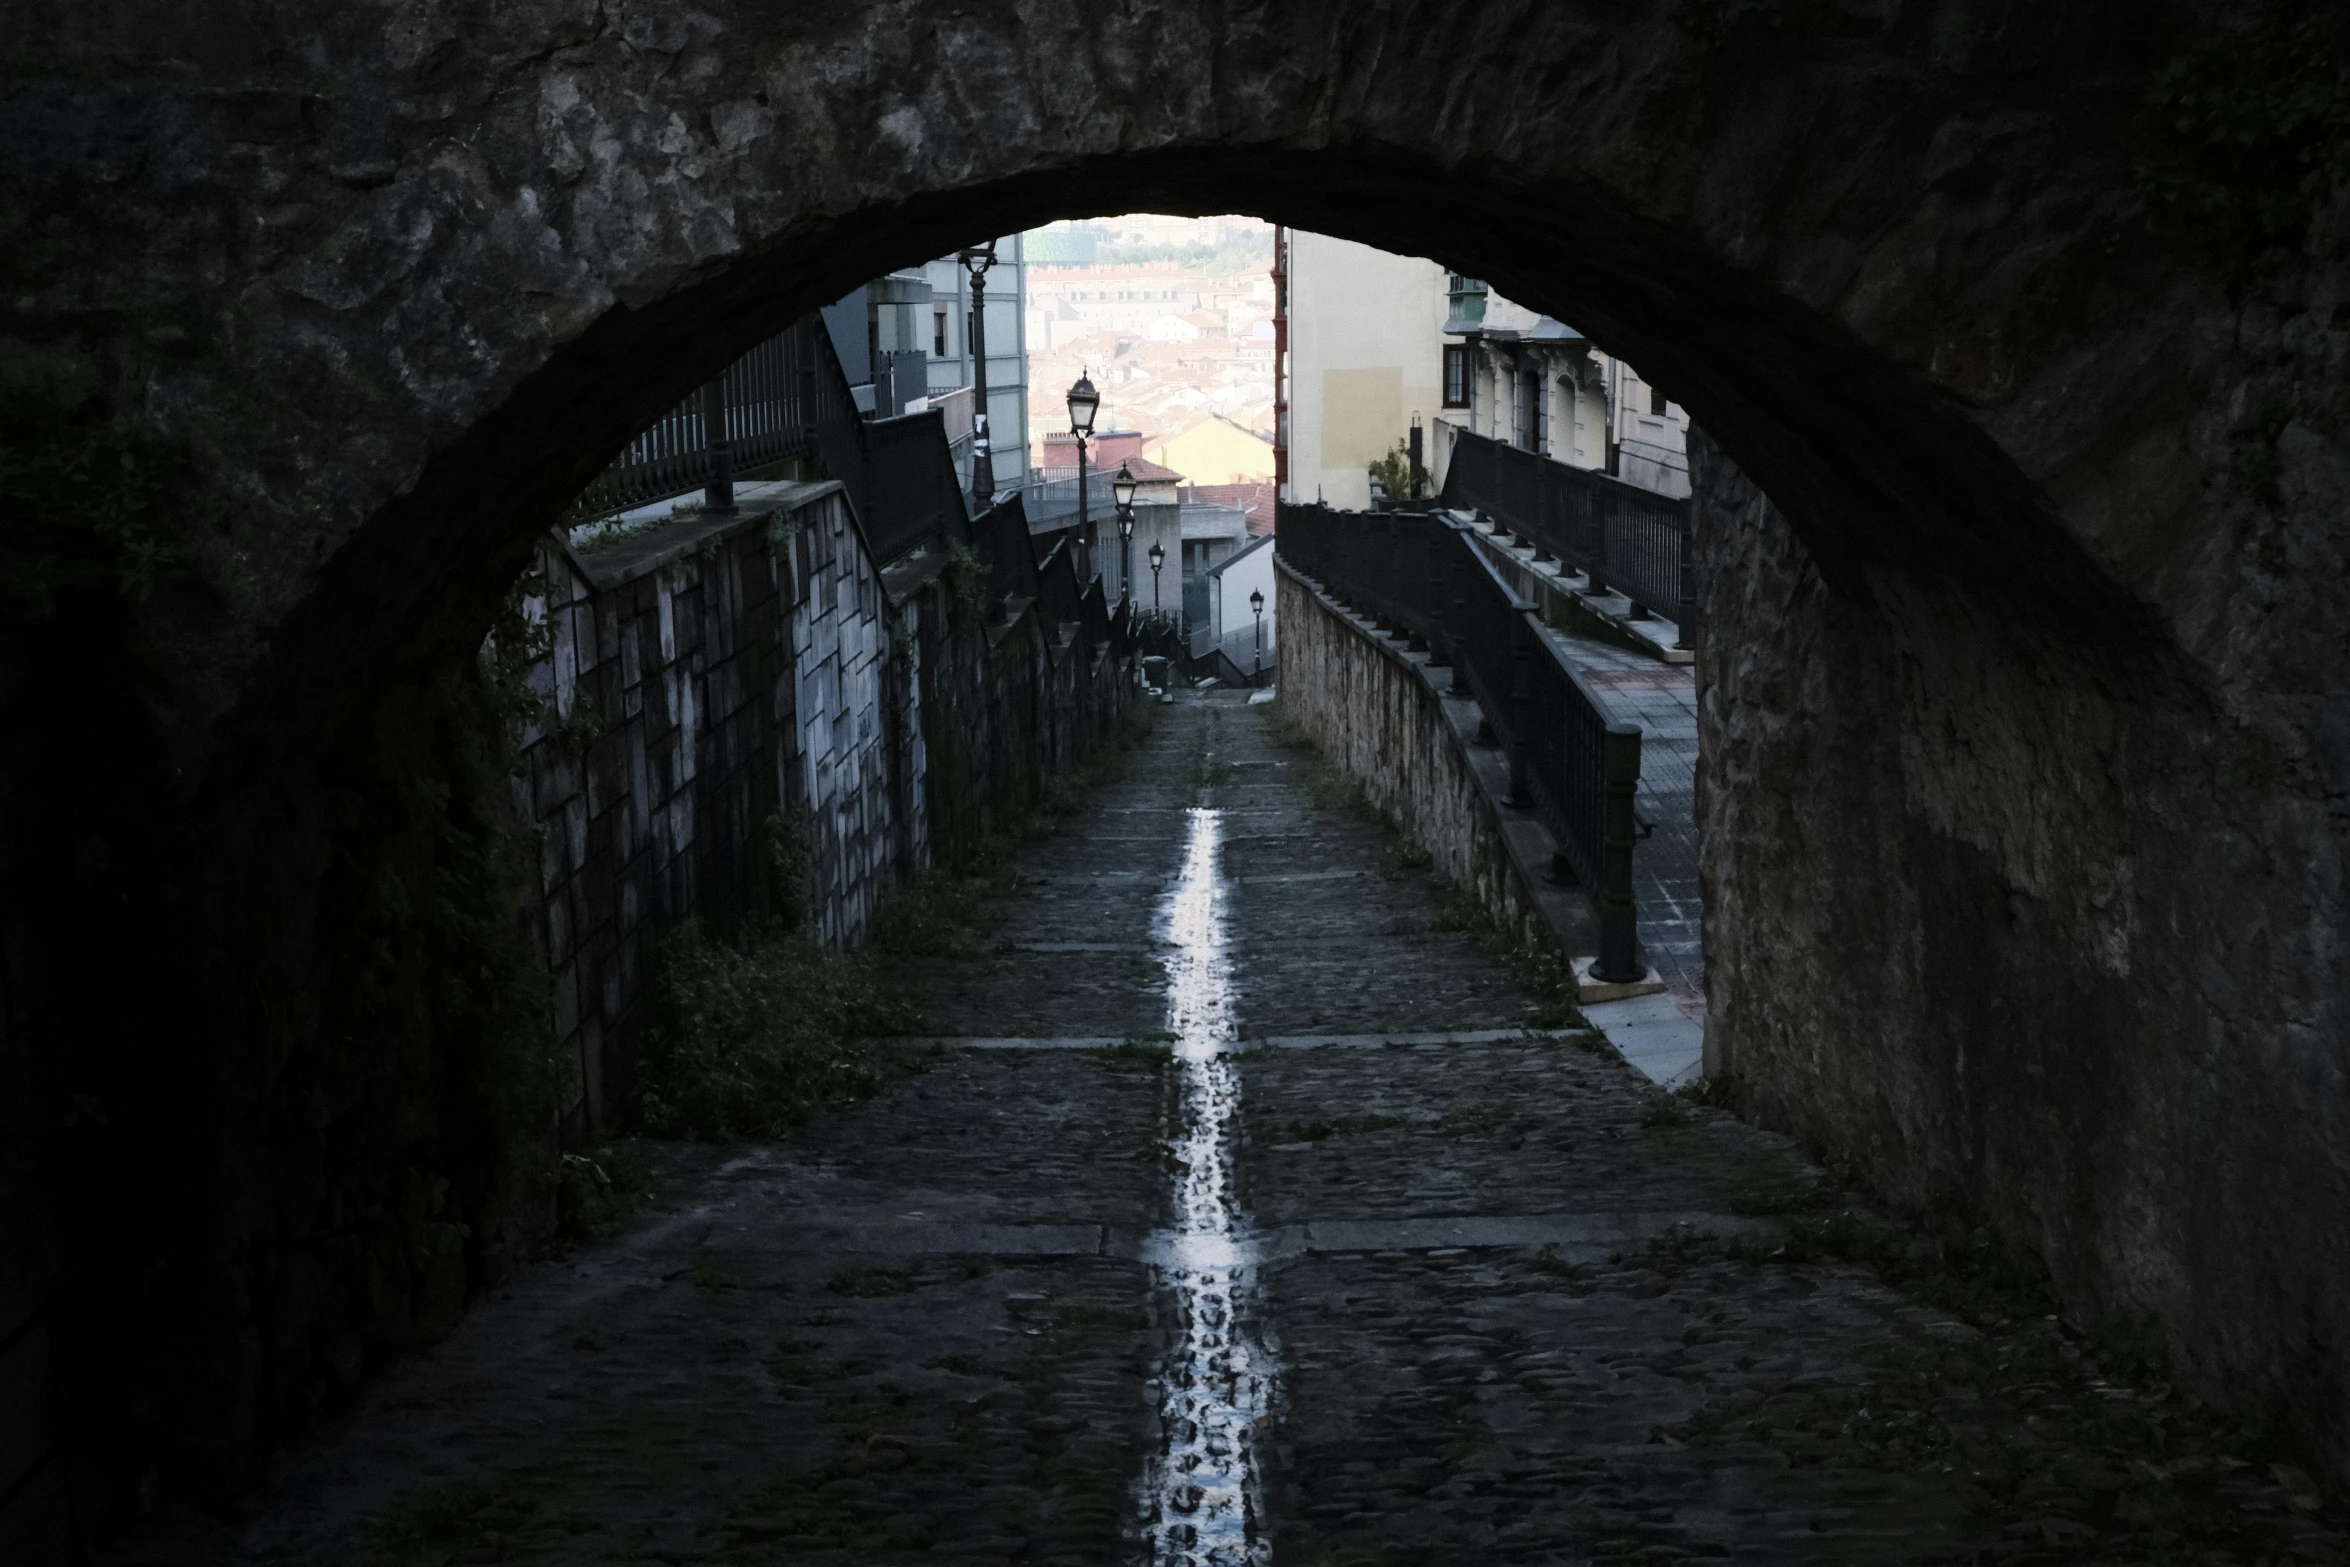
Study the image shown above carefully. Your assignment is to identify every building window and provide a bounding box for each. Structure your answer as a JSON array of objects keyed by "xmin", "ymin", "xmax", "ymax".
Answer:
[
  {"xmin": 1443, "ymin": 345, "xmax": 1470, "ymax": 408},
  {"xmin": 1650, "ymin": 384, "xmax": 1667, "ymax": 416},
  {"xmin": 1527, "ymin": 369, "xmax": 1547, "ymax": 456},
  {"xmin": 934, "ymin": 306, "xmax": 949, "ymax": 358}
]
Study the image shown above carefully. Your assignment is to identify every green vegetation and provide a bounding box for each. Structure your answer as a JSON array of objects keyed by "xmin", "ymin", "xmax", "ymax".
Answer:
[
  {"xmin": 302, "ymin": 574, "xmax": 572, "ymax": 1349},
  {"xmin": 1658, "ymin": 1220, "xmax": 2339, "ymax": 1560},
  {"xmin": 2234, "ymin": 395, "xmax": 2295, "ymax": 506},
  {"xmin": 364, "ymin": 1470, "xmax": 568, "ymax": 1565},
  {"xmin": 2139, "ymin": 3, "xmax": 2350, "ymax": 267},
  {"xmin": 1089, "ymin": 1039, "xmax": 1173, "ymax": 1074},
  {"xmin": 1273, "ymin": 1113, "xmax": 1407, "ymax": 1142},
  {"xmin": 554, "ymin": 1141, "xmax": 656, "ymax": 1239},
  {"xmin": 0, "ymin": 389, "xmax": 189, "ymax": 620},
  {"xmin": 1434, "ymin": 888, "xmax": 1589, "ymax": 1031},
  {"xmin": 825, "ymin": 1265, "xmax": 919, "ymax": 1297},
  {"xmin": 870, "ymin": 837, "xmax": 1018, "ymax": 959},
  {"xmin": 636, "ymin": 920, "xmax": 921, "ymax": 1141},
  {"xmin": 1367, "ymin": 438, "xmax": 1431, "ymax": 502},
  {"xmin": 1259, "ymin": 697, "xmax": 1586, "ymax": 1027}
]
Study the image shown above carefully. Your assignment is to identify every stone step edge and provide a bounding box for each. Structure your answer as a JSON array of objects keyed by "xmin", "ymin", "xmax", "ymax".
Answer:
[{"xmin": 874, "ymin": 1027, "xmax": 1601, "ymax": 1052}]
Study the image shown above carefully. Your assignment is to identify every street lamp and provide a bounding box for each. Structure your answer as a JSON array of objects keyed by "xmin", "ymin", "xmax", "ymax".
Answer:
[
  {"xmin": 1148, "ymin": 538, "xmax": 1166, "ymax": 621},
  {"xmin": 1068, "ymin": 371, "xmax": 1100, "ymax": 580},
  {"xmin": 957, "ymin": 239, "xmax": 1000, "ymax": 509},
  {"xmin": 1113, "ymin": 461, "xmax": 1138, "ymax": 607},
  {"xmin": 1251, "ymin": 587, "xmax": 1266, "ymax": 686}
]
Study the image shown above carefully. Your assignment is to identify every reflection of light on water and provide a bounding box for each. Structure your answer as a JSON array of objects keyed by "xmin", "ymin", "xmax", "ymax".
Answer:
[{"xmin": 1141, "ymin": 807, "xmax": 1273, "ymax": 1567}]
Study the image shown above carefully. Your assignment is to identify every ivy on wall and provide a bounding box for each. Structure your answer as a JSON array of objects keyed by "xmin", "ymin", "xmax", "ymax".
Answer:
[
  {"xmin": 0, "ymin": 391, "xmax": 189, "ymax": 621},
  {"xmin": 2138, "ymin": 4, "xmax": 2350, "ymax": 269}
]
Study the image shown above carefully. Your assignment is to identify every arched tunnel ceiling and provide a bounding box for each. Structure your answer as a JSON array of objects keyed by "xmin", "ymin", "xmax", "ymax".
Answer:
[{"xmin": 6, "ymin": 0, "xmax": 2213, "ymax": 739}]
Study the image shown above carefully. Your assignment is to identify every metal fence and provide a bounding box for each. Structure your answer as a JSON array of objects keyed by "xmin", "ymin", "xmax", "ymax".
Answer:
[
  {"xmin": 1440, "ymin": 426, "xmax": 1696, "ymax": 644},
  {"xmin": 566, "ymin": 316, "xmax": 854, "ymax": 524},
  {"xmin": 1278, "ymin": 502, "xmax": 1645, "ymax": 981},
  {"xmin": 863, "ymin": 410, "xmax": 970, "ymax": 565}
]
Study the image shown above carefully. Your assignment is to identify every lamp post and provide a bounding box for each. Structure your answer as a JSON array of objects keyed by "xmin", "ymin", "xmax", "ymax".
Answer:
[
  {"xmin": 1148, "ymin": 538, "xmax": 1166, "ymax": 623},
  {"xmin": 1113, "ymin": 460, "xmax": 1138, "ymax": 607},
  {"xmin": 1067, "ymin": 371, "xmax": 1100, "ymax": 580},
  {"xmin": 1251, "ymin": 587, "xmax": 1266, "ymax": 686},
  {"xmin": 957, "ymin": 239, "xmax": 999, "ymax": 509}
]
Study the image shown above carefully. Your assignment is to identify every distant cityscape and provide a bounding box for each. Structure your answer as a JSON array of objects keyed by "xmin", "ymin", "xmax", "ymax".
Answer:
[{"xmin": 1022, "ymin": 215, "xmax": 1279, "ymax": 484}]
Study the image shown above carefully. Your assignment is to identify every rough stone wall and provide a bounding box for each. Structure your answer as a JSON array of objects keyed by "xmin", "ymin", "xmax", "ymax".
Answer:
[
  {"xmin": 513, "ymin": 490, "xmax": 1135, "ymax": 1151},
  {"xmin": 1694, "ymin": 428, "xmax": 2350, "ymax": 1485},
  {"xmin": 1276, "ymin": 563, "xmax": 1542, "ymax": 951}
]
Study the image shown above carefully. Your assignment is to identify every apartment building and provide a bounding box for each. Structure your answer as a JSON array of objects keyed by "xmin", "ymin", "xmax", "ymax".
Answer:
[{"xmin": 1278, "ymin": 232, "xmax": 1691, "ymax": 507}]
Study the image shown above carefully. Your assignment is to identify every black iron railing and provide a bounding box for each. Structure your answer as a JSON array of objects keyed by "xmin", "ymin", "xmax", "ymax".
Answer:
[
  {"xmin": 1273, "ymin": 504, "xmax": 1450, "ymax": 651},
  {"xmin": 864, "ymin": 411, "xmax": 971, "ymax": 565},
  {"xmin": 1278, "ymin": 502, "xmax": 1645, "ymax": 982},
  {"xmin": 1440, "ymin": 426, "xmax": 1696, "ymax": 644},
  {"xmin": 567, "ymin": 316, "xmax": 854, "ymax": 524}
]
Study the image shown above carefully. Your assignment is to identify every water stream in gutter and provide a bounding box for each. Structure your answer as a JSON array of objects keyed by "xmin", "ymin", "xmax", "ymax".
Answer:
[{"xmin": 1139, "ymin": 805, "xmax": 1274, "ymax": 1566}]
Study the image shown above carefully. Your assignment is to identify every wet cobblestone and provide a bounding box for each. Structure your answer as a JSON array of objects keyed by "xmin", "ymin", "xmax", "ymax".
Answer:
[{"xmin": 149, "ymin": 691, "xmax": 2347, "ymax": 1567}]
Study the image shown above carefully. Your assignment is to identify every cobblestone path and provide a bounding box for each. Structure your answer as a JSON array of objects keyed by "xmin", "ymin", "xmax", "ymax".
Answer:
[{"xmin": 157, "ymin": 692, "xmax": 2345, "ymax": 1567}]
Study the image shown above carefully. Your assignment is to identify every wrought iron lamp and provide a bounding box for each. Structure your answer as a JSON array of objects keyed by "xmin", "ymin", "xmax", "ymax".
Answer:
[
  {"xmin": 1251, "ymin": 587, "xmax": 1266, "ymax": 684},
  {"xmin": 1068, "ymin": 371, "xmax": 1100, "ymax": 579},
  {"xmin": 958, "ymin": 238, "xmax": 1000, "ymax": 507},
  {"xmin": 1113, "ymin": 461, "xmax": 1137, "ymax": 606}
]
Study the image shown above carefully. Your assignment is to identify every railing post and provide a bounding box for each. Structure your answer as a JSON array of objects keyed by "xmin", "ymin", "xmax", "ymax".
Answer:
[
  {"xmin": 1506, "ymin": 611, "xmax": 1534, "ymax": 806},
  {"xmin": 701, "ymin": 377, "xmax": 735, "ymax": 512},
  {"xmin": 1674, "ymin": 513, "xmax": 1700, "ymax": 652},
  {"xmin": 1583, "ymin": 490, "xmax": 1609, "ymax": 599},
  {"xmin": 1594, "ymin": 721, "xmax": 1644, "ymax": 983},
  {"xmin": 1447, "ymin": 529, "xmax": 1473, "ymax": 696}
]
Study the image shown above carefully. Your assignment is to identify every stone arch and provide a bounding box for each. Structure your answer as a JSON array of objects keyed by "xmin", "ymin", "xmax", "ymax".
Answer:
[{"xmin": 6, "ymin": 0, "xmax": 2347, "ymax": 1533}]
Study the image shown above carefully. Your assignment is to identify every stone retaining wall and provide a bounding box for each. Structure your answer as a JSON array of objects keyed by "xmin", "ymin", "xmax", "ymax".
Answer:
[
  {"xmin": 1275, "ymin": 559, "xmax": 1592, "ymax": 959},
  {"xmin": 517, "ymin": 486, "xmax": 1133, "ymax": 1144}
]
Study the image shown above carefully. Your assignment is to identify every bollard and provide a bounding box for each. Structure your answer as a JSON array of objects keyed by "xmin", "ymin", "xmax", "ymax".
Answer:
[
  {"xmin": 1592, "ymin": 721, "xmax": 1644, "ymax": 983},
  {"xmin": 701, "ymin": 378, "xmax": 735, "ymax": 512}
]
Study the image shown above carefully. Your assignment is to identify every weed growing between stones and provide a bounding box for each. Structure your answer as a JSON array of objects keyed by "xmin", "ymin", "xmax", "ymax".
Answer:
[
  {"xmin": 554, "ymin": 1140, "xmax": 656, "ymax": 1239},
  {"xmin": 1089, "ymin": 1039, "xmax": 1173, "ymax": 1073},
  {"xmin": 1435, "ymin": 888, "xmax": 1589, "ymax": 1031},
  {"xmin": 1661, "ymin": 1220, "xmax": 2350, "ymax": 1562},
  {"xmin": 1638, "ymin": 1091, "xmax": 1696, "ymax": 1129},
  {"xmin": 361, "ymin": 1469, "xmax": 575, "ymax": 1566},
  {"xmin": 1274, "ymin": 1113, "xmax": 1408, "ymax": 1142},
  {"xmin": 871, "ymin": 835, "xmax": 1019, "ymax": 958},
  {"xmin": 0, "ymin": 389, "xmax": 191, "ymax": 620},
  {"xmin": 638, "ymin": 919, "xmax": 923, "ymax": 1140},
  {"xmin": 2137, "ymin": 1, "xmax": 2350, "ymax": 271},
  {"xmin": 825, "ymin": 1266, "xmax": 919, "ymax": 1297}
]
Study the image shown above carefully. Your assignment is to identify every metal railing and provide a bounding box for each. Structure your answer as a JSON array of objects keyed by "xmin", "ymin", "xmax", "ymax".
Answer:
[
  {"xmin": 566, "ymin": 316, "xmax": 853, "ymax": 524},
  {"xmin": 863, "ymin": 410, "xmax": 970, "ymax": 565},
  {"xmin": 1278, "ymin": 501, "xmax": 1644, "ymax": 981},
  {"xmin": 1273, "ymin": 504, "xmax": 1449, "ymax": 651},
  {"xmin": 1440, "ymin": 426, "xmax": 1697, "ymax": 645}
]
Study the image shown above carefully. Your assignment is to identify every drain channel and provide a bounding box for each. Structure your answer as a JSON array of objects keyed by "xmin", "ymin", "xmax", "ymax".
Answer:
[{"xmin": 1140, "ymin": 806, "xmax": 1274, "ymax": 1566}]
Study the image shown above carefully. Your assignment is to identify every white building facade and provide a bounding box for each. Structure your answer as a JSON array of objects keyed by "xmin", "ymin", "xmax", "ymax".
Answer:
[{"xmin": 1278, "ymin": 234, "xmax": 1692, "ymax": 507}]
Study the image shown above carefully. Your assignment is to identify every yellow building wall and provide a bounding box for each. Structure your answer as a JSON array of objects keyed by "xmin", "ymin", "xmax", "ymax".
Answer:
[
  {"xmin": 1146, "ymin": 418, "xmax": 1275, "ymax": 484},
  {"xmin": 1318, "ymin": 367, "xmax": 1403, "ymax": 472}
]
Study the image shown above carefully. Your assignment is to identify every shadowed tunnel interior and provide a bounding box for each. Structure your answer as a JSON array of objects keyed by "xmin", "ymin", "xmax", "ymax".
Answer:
[{"xmin": 4, "ymin": 1, "xmax": 2347, "ymax": 1554}]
